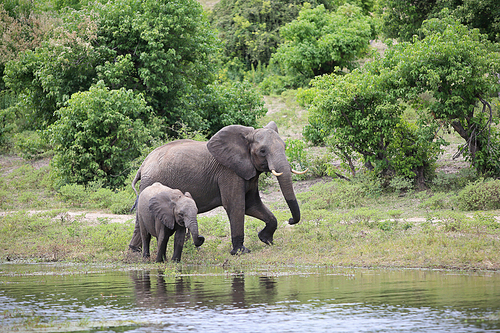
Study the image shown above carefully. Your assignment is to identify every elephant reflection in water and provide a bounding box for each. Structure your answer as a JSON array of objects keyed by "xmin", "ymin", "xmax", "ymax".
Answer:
[
  {"xmin": 130, "ymin": 270, "xmax": 193, "ymax": 308},
  {"xmin": 130, "ymin": 271, "xmax": 278, "ymax": 309}
]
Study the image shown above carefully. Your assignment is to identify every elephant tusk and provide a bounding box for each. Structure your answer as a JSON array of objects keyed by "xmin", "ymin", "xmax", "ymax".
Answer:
[
  {"xmin": 271, "ymin": 169, "xmax": 283, "ymax": 177},
  {"xmin": 292, "ymin": 168, "xmax": 309, "ymax": 175}
]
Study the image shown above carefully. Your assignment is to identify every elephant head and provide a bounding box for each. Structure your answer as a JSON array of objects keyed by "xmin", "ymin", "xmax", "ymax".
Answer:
[
  {"xmin": 149, "ymin": 190, "xmax": 205, "ymax": 247},
  {"xmin": 207, "ymin": 121, "xmax": 302, "ymax": 225}
]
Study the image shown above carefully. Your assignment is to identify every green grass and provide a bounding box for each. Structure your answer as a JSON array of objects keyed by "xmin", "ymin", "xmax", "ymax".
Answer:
[{"xmin": 1, "ymin": 176, "xmax": 499, "ymax": 270}]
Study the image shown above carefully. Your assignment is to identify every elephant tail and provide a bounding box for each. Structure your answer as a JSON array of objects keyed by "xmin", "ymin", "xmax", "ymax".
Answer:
[
  {"xmin": 130, "ymin": 196, "xmax": 138, "ymax": 212},
  {"xmin": 131, "ymin": 167, "xmax": 141, "ymax": 196},
  {"xmin": 130, "ymin": 167, "xmax": 141, "ymax": 212}
]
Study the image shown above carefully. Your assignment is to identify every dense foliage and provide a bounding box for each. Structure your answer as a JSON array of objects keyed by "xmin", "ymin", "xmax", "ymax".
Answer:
[
  {"xmin": 209, "ymin": 0, "xmax": 332, "ymax": 71},
  {"xmin": 302, "ymin": 61, "xmax": 442, "ymax": 184},
  {"xmin": 272, "ymin": 3, "xmax": 374, "ymax": 86},
  {"xmin": 48, "ymin": 82, "xmax": 154, "ymax": 188},
  {"xmin": 379, "ymin": 0, "xmax": 500, "ymax": 42},
  {"xmin": 384, "ymin": 15, "xmax": 500, "ymax": 176},
  {"xmin": 91, "ymin": 0, "xmax": 219, "ymax": 131},
  {"xmin": 303, "ymin": 15, "xmax": 500, "ymax": 181}
]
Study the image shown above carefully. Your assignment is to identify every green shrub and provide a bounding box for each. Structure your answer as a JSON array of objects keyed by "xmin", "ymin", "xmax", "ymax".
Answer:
[
  {"xmin": 198, "ymin": 80, "xmax": 267, "ymax": 136},
  {"xmin": 388, "ymin": 175, "xmax": 414, "ymax": 194},
  {"xmin": 0, "ymin": 103, "xmax": 17, "ymax": 150},
  {"xmin": 430, "ymin": 170, "xmax": 479, "ymax": 192},
  {"xmin": 58, "ymin": 184, "xmax": 87, "ymax": 207},
  {"xmin": 14, "ymin": 131, "xmax": 52, "ymax": 160},
  {"xmin": 285, "ymin": 138, "xmax": 310, "ymax": 179},
  {"xmin": 298, "ymin": 180, "xmax": 366, "ymax": 210},
  {"xmin": 48, "ymin": 81, "xmax": 154, "ymax": 188},
  {"xmin": 89, "ymin": 188, "xmax": 115, "ymax": 209},
  {"xmin": 418, "ymin": 192, "xmax": 453, "ymax": 210},
  {"xmin": 457, "ymin": 179, "xmax": 500, "ymax": 211},
  {"xmin": 109, "ymin": 190, "xmax": 135, "ymax": 214}
]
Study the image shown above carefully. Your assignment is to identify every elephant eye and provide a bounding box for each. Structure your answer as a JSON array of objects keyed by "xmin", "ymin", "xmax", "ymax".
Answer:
[{"xmin": 259, "ymin": 147, "xmax": 267, "ymax": 155}]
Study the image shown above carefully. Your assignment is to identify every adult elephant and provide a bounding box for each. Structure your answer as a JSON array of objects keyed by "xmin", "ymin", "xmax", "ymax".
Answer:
[{"xmin": 128, "ymin": 121, "xmax": 306, "ymax": 254}]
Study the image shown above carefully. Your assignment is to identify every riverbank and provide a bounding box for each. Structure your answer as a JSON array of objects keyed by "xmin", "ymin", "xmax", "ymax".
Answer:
[{"xmin": 2, "ymin": 177, "xmax": 499, "ymax": 271}]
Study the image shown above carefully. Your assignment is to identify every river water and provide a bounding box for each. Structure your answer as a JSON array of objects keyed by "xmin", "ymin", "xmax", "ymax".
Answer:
[{"xmin": 1, "ymin": 263, "xmax": 499, "ymax": 332}]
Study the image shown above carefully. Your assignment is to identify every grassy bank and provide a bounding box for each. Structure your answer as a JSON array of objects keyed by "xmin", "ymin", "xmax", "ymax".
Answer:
[{"xmin": 1, "ymin": 173, "xmax": 499, "ymax": 271}]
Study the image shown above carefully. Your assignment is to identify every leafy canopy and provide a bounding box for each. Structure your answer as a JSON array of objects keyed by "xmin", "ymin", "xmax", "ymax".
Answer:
[
  {"xmin": 210, "ymin": 0, "xmax": 334, "ymax": 71},
  {"xmin": 92, "ymin": 0, "xmax": 219, "ymax": 131},
  {"xmin": 383, "ymin": 14, "xmax": 500, "ymax": 175},
  {"xmin": 4, "ymin": 0, "xmax": 220, "ymax": 132},
  {"xmin": 303, "ymin": 62, "xmax": 441, "ymax": 182},
  {"xmin": 271, "ymin": 3, "xmax": 373, "ymax": 86},
  {"xmin": 304, "ymin": 15, "xmax": 500, "ymax": 180},
  {"xmin": 379, "ymin": 0, "xmax": 500, "ymax": 42},
  {"xmin": 48, "ymin": 81, "xmax": 154, "ymax": 188}
]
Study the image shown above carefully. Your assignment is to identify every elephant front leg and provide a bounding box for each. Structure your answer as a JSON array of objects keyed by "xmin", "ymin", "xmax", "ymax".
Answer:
[
  {"xmin": 245, "ymin": 194, "xmax": 277, "ymax": 245},
  {"xmin": 156, "ymin": 227, "xmax": 169, "ymax": 263},
  {"xmin": 171, "ymin": 227, "xmax": 186, "ymax": 262}
]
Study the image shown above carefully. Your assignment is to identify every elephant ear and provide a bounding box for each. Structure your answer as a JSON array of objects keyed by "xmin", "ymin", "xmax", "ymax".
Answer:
[
  {"xmin": 149, "ymin": 192, "xmax": 176, "ymax": 230},
  {"xmin": 264, "ymin": 121, "xmax": 279, "ymax": 134},
  {"xmin": 207, "ymin": 125, "xmax": 256, "ymax": 180}
]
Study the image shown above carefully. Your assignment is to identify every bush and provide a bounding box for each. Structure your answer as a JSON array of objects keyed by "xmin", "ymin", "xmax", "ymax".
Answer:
[
  {"xmin": 298, "ymin": 180, "xmax": 366, "ymax": 210},
  {"xmin": 457, "ymin": 179, "xmax": 500, "ymax": 211},
  {"xmin": 285, "ymin": 138, "xmax": 310, "ymax": 179},
  {"xmin": 271, "ymin": 3, "xmax": 374, "ymax": 87},
  {"xmin": 58, "ymin": 184, "xmax": 87, "ymax": 207},
  {"xmin": 430, "ymin": 168, "xmax": 478, "ymax": 192},
  {"xmin": 48, "ymin": 81, "xmax": 154, "ymax": 188},
  {"xmin": 14, "ymin": 131, "xmax": 52, "ymax": 160},
  {"xmin": 198, "ymin": 80, "xmax": 267, "ymax": 136},
  {"xmin": 418, "ymin": 192, "xmax": 453, "ymax": 210}
]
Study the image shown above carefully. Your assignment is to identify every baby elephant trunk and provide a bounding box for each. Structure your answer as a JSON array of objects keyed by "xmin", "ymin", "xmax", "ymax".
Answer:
[{"xmin": 186, "ymin": 219, "xmax": 205, "ymax": 247}]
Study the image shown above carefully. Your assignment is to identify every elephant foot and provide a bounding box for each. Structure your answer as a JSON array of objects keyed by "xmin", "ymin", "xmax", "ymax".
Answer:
[
  {"xmin": 230, "ymin": 246, "xmax": 251, "ymax": 255},
  {"xmin": 258, "ymin": 229, "xmax": 274, "ymax": 245},
  {"xmin": 230, "ymin": 236, "xmax": 250, "ymax": 255},
  {"xmin": 129, "ymin": 245, "xmax": 142, "ymax": 253}
]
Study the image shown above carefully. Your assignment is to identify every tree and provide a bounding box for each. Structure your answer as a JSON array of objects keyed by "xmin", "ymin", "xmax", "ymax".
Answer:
[
  {"xmin": 210, "ymin": 0, "xmax": 333, "ymax": 71},
  {"xmin": 271, "ymin": 3, "xmax": 374, "ymax": 86},
  {"xmin": 303, "ymin": 62, "xmax": 441, "ymax": 184},
  {"xmin": 383, "ymin": 15, "xmax": 500, "ymax": 175},
  {"xmin": 379, "ymin": 0, "xmax": 440, "ymax": 42},
  {"xmin": 304, "ymin": 15, "xmax": 500, "ymax": 181},
  {"xmin": 47, "ymin": 82, "xmax": 154, "ymax": 188},
  {"xmin": 3, "ymin": 9, "xmax": 100, "ymax": 129},
  {"xmin": 92, "ymin": 0, "xmax": 219, "ymax": 131},
  {"xmin": 379, "ymin": 0, "xmax": 500, "ymax": 42},
  {"xmin": 4, "ymin": 0, "xmax": 220, "ymax": 132}
]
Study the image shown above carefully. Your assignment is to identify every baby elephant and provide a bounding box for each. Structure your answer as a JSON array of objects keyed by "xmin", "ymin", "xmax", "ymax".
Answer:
[{"xmin": 137, "ymin": 182, "xmax": 205, "ymax": 262}]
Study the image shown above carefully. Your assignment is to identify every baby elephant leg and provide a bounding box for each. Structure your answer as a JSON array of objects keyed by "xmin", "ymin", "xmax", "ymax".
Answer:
[{"xmin": 171, "ymin": 227, "xmax": 186, "ymax": 262}]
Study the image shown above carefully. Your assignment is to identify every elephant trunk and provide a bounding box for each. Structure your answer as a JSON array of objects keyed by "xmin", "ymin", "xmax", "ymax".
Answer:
[
  {"xmin": 186, "ymin": 219, "xmax": 205, "ymax": 247},
  {"xmin": 275, "ymin": 167, "xmax": 300, "ymax": 225}
]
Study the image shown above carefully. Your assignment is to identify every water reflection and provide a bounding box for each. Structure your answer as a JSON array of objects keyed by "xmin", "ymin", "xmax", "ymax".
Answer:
[
  {"xmin": 0, "ymin": 264, "xmax": 499, "ymax": 332},
  {"xmin": 130, "ymin": 270, "xmax": 280, "ymax": 310}
]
